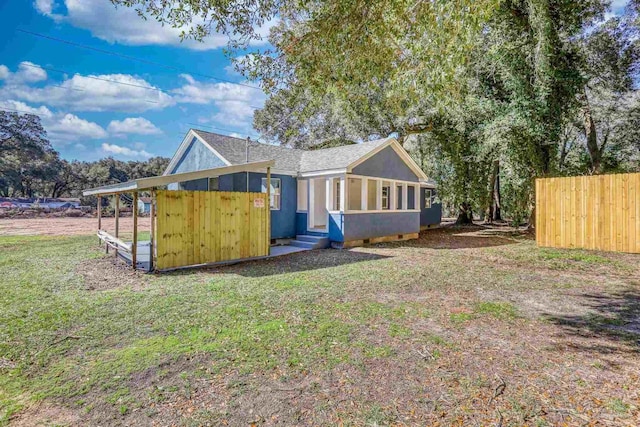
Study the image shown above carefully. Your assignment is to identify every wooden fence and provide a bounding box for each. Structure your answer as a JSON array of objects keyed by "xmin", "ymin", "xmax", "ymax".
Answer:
[
  {"xmin": 535, "ymin": 173, "xmax": 640, "ymax": 253},
  {"xmin": 155, "ymin": 190, "xmax": 270, "ymax": 270}
]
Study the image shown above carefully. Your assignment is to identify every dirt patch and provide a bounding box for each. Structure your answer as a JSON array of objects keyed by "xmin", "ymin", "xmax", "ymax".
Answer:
[
  {"xmin": 0, "ymin": 217, "xmax": 151, "ymax": 236},
  {"xmin": 76, "ymin": 256, "xmax": 150, "ymax": 291},
  {"xmin": 9, "ymin": 402, "xmax": 81, "ymax": 427}
]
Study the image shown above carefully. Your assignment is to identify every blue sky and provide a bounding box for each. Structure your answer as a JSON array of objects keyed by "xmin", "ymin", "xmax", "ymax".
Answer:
[
  {"xmin": 0, "ymin": 1, "xmax": 630, "ymax": 162},
  {"xmin": 0, "ymin": 0, "xmax": 271, "ymax": 161}
]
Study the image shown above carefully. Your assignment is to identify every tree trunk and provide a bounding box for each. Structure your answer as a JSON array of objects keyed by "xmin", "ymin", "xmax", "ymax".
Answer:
[
  {"xmin": 493, "ymin": 164, "xmax": 502, "ymax": 221},
  {"xmin": 485, "ymin": 160, "xmax": 500, "ymax": 223},
  {"xmin": 456, "ymin": 202, "xmax": 474, "ymax": 225},
  {"xmin": 581, "ymin": 87, "xmax": 602, "ymax": 173}
]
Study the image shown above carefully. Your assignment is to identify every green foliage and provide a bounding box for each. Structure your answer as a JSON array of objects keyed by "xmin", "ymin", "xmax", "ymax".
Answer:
[{"xmin": 0, "ymin": 111, "xmax": 169, "ymax": 204}]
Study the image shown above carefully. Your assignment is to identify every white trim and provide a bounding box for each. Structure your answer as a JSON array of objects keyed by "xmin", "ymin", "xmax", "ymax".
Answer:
[
  {"xmin": 339, "ymin": 176, "xmax": 345, "ymax": 213},
  {"xmin": 164, "ymin": 129, "xmax": 232, "ymax": 176},
  {"xmin": 262, "ymin": 177, "xmax": 281, "ymax": 211},
  {"xmin": 348, "ymin": 173, "xmax": 420, "ymax": 187},
  {"xmin": 299, "ymin": 168, "xmax": 347, "ymax": 178},
  {"xmin": 307, "ymin": 178, "xmax": 329, "ymax": 233},
  {"xmin": 344, "ymin": 209, "xmax": 420, "ymax": 214},
  {"xmin": 402, "ymin": 184, "xmax": 408, "ymax": 210},
  {"xmin": 361, "ymin": 178, "xmax": 368, "ymax": 211}
]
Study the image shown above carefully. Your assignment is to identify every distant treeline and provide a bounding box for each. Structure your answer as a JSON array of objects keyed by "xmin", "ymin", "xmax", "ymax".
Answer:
[{"xmin": 0, "ymin": 111, "xmax": 169, "ymax": 205}]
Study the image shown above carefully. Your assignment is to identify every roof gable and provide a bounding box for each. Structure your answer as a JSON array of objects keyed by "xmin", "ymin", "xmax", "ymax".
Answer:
[{"xmin": 168, "ymin": 130, "xmax": 428, "ymax": 181}]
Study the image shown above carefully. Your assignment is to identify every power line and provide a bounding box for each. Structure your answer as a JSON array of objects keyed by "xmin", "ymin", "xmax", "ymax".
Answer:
[{"xmin": 16, "ymin": 28, "xmax": 264, "ymax": 91}]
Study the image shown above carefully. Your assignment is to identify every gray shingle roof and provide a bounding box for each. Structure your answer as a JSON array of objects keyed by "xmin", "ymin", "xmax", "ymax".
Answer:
[{"xmin": 192, "ymin": 129, "xmax": 391, "ymax": 175}]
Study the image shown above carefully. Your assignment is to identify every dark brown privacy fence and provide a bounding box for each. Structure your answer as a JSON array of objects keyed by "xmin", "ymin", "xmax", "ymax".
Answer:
[{"xmin": 535, "ymin": 173, "xmax": 640, "ymax": 253}]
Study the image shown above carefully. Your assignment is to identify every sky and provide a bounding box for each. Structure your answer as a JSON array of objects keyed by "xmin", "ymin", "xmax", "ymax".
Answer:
[
  {"xmin": 0, "ymin": 0, "xmax": 272, "ymax": 162},
  {"xmin": 0, "ymin": 1, "xmax": 631, "ymax": 163}
]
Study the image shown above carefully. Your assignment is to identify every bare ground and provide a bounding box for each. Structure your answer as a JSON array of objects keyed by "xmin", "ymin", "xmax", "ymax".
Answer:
[
  {"xmin": 0, "ymin": 217, "xmax": 151, "ymax": 236},
  {"xmin": 3, "ymin": 221, "xmax": 640, "ymax": 426}
]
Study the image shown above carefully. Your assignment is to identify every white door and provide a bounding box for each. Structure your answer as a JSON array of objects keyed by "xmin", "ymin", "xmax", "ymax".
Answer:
[{"xmin": 308, "ymin": 178, "xmax": 327, "ymax": 231}]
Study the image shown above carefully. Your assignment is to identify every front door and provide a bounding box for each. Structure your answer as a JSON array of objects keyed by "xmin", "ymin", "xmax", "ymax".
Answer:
[{"xmin": 308, "ymin": 178, "xmax": 327, "ymax": 231}]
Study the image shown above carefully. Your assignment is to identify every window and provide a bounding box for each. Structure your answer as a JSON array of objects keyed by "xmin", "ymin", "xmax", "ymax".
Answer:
[
  {"xmin": 297, "ymin": 180, "xmax": 308, "ymax": 211},
  {"xmin": 367, "ymin": 179, "xmax": 378, "ymax": 210},
  {"xmin": 348, "ymin": 178, "xmax": 362, "ymax": 211},
  {"xmin": 261, "ymin": 178, "xmax": 281, "ymax": 210},
  {"xmin": 333, "ymin": 178, "xmax": 341, "ymax": 211},
  {"xmin": 396, "ymin": 185, "xmax": 403, "ymax": 209},
  {"xmin": 424, "ymin": 189, "xmax": 432, "ymax": 209},
  {"xmin": 381, "ymin": 183, "xmax": 391, "ymax": 210},
  {"xmin": 208, "ymin": 177, "xmax": 219, "ymax": 191},
  {"xmin": 407, "ymin": 185, "xmax": 416, "ymax": 210}
]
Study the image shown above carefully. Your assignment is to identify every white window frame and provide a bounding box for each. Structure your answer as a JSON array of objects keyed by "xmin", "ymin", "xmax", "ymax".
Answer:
[
  {"xmin": 297, "ymin": 179, "xmax": 308, "ymax": 212},
  {"xmin": 261, "ymin": 177, "xmax": 281, "ymax": 210},
  {"xmin": 424, "ymin": 189, "xmax": 432, "ymax": 209},
  {"xmin": 339, "ymin": 174, "xmax": 423, "ymax": 214},
  {"xmin": 381, "ymin": 184, "xmax": 391, "ymax": 210},
  {"xmin": 334, "ymin": 178, "xmax": 341, "ymax": 211},
  {"xmin": 208, "ymin": 177, "xmax": 219, "ymax": 191}
]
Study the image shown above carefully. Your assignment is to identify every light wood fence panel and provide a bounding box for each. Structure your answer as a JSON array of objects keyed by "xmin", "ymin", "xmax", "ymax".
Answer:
[
  {"xmin": 155, "ymin": 190, "xmax": 269, "ymax": 270},
  {"xmin": 536, "ymin": 173, "xmax": 640, "ymax": 253}
]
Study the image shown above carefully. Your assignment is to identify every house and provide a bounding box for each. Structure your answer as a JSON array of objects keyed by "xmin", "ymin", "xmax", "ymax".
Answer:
[
  {"xmin": 164, "ymin": 129, "xmax": 442, "ymax": 248},
  {"xmin": 0, "ymin": 197, "xmax": 81, "ymax": 209},
  {"xmin": 137, "ymin": 197, "xmax": 152, "ymax": 214}
]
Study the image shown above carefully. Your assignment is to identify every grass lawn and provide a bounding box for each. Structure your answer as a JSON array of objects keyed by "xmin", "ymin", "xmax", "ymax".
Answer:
[{"xmin": 1, "ymin": 226, "xmax": 639, "ymax": 426}]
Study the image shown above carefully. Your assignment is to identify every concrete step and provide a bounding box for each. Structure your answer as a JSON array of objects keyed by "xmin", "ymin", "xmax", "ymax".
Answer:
[
  {"xmin": 291, "ymin": 235, "xmax": 330, "ymax": 249},
  {"xmin": 296, "ymin": 234, "xmax": 325, "ymax": 242},
  {"xmin": 289, "ymin": 240, "xmax": 317, "ymax": 249}
]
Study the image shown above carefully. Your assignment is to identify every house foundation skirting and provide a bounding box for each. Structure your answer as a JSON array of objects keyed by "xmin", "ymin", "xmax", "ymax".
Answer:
[
  {"xmin": 420, "ymin": 224, "xmax": 440, "ymax": 231},
  {"xmin": 333, "ymin": 232, "xmax": 419, "ymax": 249}
]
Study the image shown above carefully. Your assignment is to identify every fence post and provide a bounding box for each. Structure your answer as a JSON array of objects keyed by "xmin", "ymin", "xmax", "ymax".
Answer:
[
  {"xmin": 132, "ymin": 191, "xmax": 138, "ymax": 270},
  {"xmin": 266, "ymin": 166, "xmax": 271, "ymax": 252}
]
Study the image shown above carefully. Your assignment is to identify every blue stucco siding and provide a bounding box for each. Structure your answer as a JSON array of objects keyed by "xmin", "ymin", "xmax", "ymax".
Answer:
[
  {"xmin": 352, "ymin": 146, "xmax": 420, "ymax": 182},
  {"xmin": 420, "ymin": 188, "xmax": 442, "ymax": 227},
  {"xmin": 341, "ymin": 212, "xmax": 420, "ymax": 242},
  {"xmin": 171, "ymin": 137, "xmax": 227, "ymax": 174},
  {"xmin": 328, "ymin": 213, "xmax": 345, "ymax": 242}
]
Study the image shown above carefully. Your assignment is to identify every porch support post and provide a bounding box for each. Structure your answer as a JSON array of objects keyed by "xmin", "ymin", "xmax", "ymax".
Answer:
[
  {"xmin": 339, "ymin": 176, "xmax": 346, "ymax": 212},
  {"xmin": 414, "ymin": 184, "xmax": 420, "ymax": 211},
  {"xmin": 97, "ymin": 196, "xmax": 102, "ymax": 245},
  {"xmin": 114, "ymin": 194, "xmax": 119, "ymax": 257},
  {"xmin": 402, "ymin": 184, "xmax": 408, "ymax": 210},
  {"xmin": 266, "ymin": 166, "xmax": 271, "ymax": 250},
  {"xmin": 376, "ymin": 179, "xmax": 382, "ymax": 210},
  {"xmin": 326, "ymin": 177, "xmax": 333, "ymax": 211},
  {"xmin": 132, "ymin": 191, "xmax": 138, "ymax": 270},
  {"xmin": 361, "ymin": 178, "xmax": 368, "ymax": 211},
  {"xmin": 149, "ymin": 189, "xmax": 155, "ymax": 272},
  {"xmin": 390, "ymin": 182, "xmax": 397, "ymax": 211}
]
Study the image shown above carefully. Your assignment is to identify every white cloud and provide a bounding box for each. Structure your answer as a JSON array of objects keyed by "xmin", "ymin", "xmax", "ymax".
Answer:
[
  {"xmin": 0, "ymin": 65, "xmax": 10, "ymax": 80},
  {"xmin": 34, "ymin": 0, "xmax": 55, "ymax": 15},
  {"xmin": 107, "ymin": 117, "xmax": 162, "ymax": 136},
  {"xmin": 102, "ymin": 143, "xmax": 153, "ymax": 159},
  {"xmin": 0, "ymin": 63, "xmax": 173, "ymax": 112},
  {"xmin": 172, "ymin": 74, "xmax": 264, "ymax": 129},
  {"xmin": 0, "ymin": 99, "xmax": 53, "ymax": 118},
  {"xmin": 48, "ymin": 113, "xmax": 108, "ymax": 140},
  {"xmin": 0, "ymin": 61, "xmax": 48, "ymax": 84},
  {"xmin": 0, "ymin": 100, "xmax": 106, "ymax": 145},
  {"xmin": 35, "ymin": 0, "xmax": 273, "ymax": 51}
]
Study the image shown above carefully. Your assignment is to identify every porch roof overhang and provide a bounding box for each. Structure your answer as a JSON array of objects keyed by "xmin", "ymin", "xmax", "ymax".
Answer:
[{"xmin": 83, "ymin": 160, "xmax": 276, "ymax": 196}]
